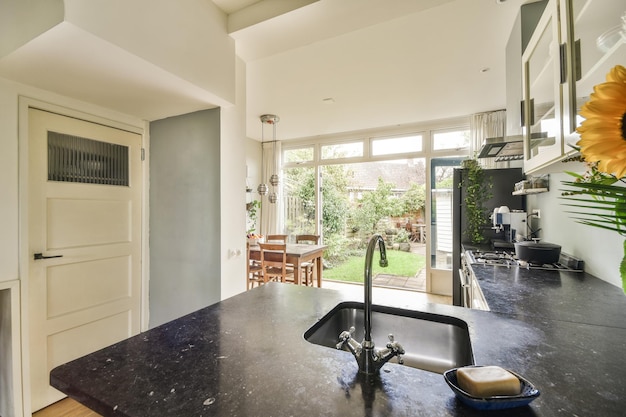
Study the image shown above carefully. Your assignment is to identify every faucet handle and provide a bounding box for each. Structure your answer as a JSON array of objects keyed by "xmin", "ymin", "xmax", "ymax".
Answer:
[
  {"xmin": 336, "ymin": 326, "xmax": 357, "ymax": 349},
  {"xmin": 386, "ymin": 334, "xmax": 405, "ymax": 364}
]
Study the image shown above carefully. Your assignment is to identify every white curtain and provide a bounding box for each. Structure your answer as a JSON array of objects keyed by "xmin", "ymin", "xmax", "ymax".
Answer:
[
  {"xmin": 259, "ymin": 140, "xmax": 283, "ymax": 236},
  {"xmin": 470, "ymin": 110, "xmax": 507, "ymax": 169}
]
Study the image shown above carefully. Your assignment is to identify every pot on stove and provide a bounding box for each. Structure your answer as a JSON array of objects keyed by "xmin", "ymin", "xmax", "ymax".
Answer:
[{"xmin": 514, "ymin": 239, "xmax": 561, "ymax": 265}]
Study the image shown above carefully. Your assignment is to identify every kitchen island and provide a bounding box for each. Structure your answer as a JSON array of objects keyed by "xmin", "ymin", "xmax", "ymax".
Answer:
[{"xmin": 51, "ymin": 272, "xmax": 626, "ymax": 416}]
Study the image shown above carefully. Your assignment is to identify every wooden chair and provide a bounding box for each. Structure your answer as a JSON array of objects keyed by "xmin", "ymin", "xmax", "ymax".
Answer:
[
  {"xmin": 266, "ymin": 234, "xmax": 288, "ymax": 243},
  {"xmin": 247, "ymin": 242, "xmax": 263, "ymax": 290},
  {"xmin": 259, "ymin": 243, "xmax": 294, "ymax": 283},
  {"xmin": 295, "ymin": 234, "xmax": 320, "ymax": 286}
]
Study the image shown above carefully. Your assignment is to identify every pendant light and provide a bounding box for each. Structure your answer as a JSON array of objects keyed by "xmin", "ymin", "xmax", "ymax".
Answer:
[
  {"xmin": 256, "ymin": 115, "xmax": 269, "ymax": 196},
  {"xmin": 259, "ymin": 114, "xmax": 280, "ymax": 204}
]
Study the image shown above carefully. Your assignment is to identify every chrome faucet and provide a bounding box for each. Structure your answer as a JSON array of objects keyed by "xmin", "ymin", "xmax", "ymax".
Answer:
[{"xmin": 336, "ymin": 234, "xmax": 405, "ymax": 375}]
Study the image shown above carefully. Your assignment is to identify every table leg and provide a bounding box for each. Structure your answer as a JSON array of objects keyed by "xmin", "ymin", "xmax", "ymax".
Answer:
[
  {"xmin": 293, "ymin": 259, "xmax": 301, "ymax": 285},
  {"xmin": 316, "ymin": 256, "xmax": 322, "ymax": 287}
]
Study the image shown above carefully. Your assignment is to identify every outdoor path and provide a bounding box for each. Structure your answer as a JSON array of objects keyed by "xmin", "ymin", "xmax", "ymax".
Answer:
[{"xmin": 371, "ymin": 242, "xmax": 426, "ymax": 291}]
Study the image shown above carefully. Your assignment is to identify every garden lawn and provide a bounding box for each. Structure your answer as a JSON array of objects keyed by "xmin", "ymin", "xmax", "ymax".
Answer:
[{"xmin": 323, "ymin": 250, "xmax": 425, "ymax": 283}]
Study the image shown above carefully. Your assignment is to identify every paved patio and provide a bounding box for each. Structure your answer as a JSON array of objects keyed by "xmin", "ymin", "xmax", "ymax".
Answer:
[
  {"xmin": 371, "ymin": 242, "xmax": 426, "ymax": 292},
  {"xmin": 372, "ymin": 272, "xmax": 425, "ymax": 291}
]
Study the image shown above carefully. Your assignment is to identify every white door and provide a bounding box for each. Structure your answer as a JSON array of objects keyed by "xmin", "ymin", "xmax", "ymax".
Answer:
[{"xmin": 28, "ymin": 108, "xmax": 143, "ymax": 411}]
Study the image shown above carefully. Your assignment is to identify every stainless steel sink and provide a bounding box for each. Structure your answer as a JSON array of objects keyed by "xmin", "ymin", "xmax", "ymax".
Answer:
[{"xmin": 304, "ymin": 301, "xmax": 474, "ymax": 374}]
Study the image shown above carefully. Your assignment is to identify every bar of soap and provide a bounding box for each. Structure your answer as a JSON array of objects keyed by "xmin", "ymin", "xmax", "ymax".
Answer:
[{"xmin": 456, "ymin": 366, "xmax": 521, "ymax": 397}]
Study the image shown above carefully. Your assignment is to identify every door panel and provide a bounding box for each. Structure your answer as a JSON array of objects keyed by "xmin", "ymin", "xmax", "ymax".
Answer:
[
  {"xmin": 28, "ymin": 108, "xmax": 142, "ymax": 411},
  {"xmin": 46, "ymin": 256, "xmax": 132, "ymax": 318},
  {"xmin": 47, "ymin": 198, "xmax": 131, "ymax": 248},
  {"xmin": 46, "ymin": 311, "xmax": 131, "ymax": 372}
]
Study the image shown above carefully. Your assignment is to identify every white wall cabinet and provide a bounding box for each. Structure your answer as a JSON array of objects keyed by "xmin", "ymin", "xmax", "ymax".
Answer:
[
  {"xmin": 561, "ymin": 0, "xmax": 626, "ymax": 148},
  {"xmin": 522, "ymin": 0, "xmax": 565, "ymax": 173},
  {"xmin": 522, "ymin": 0, "xmax": 626, "ymax": 173},
  {"xmin": 506, "ymin": 1, "xmax": 548, "ymax": 138}
]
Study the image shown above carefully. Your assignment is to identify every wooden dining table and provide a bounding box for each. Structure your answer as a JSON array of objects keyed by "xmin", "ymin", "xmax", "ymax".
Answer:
[{"xmin": 248, "ymin": 243, "xmax": 327, "ymax": 286}]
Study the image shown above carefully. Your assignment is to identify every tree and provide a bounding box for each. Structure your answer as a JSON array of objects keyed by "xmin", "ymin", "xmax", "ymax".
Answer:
[
  {"xmin": 283, "ymin": 164, "xmax": 352, "ymax": 237},
  {"xmin": 321, "ymin": 164, "xmax": 352, "ymax": 236},
  {"xmin": 283, "ymin": 166, "xmax": 316, "ymax": 235},
  {"xmin": 400, "ymin": 182, "xmax": 426, "ymax": 215},
  {"xmin": 351, "ymin": 177, "xmax": 402, "ymax": 234}
]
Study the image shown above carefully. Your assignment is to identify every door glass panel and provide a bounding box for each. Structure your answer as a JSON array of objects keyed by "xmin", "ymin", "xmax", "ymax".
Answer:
[
  {"xmin": 568, "ymin": 0, "xmax": 626, "ymax": 142},
  {"xmin": 317, "ymin": 159, "xmax": 426, "ymax": 290},
  {"xmin": 430, "ymin": 157, "xmax": 464, "ymax": 269},
  {"xmin": 48, "ymin": 131, "xmax": 129, "ymax": 186},
  {"xmin": 283, "ymin": 166, "xmax": 317, "ymax": 240},
  {"xmin": 526, "ymin": 16, "xmax": 558, "ymax": 159}
]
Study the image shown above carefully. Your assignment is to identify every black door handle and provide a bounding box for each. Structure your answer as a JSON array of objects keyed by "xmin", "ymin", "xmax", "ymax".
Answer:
[{"xmin": 34, "ymin": 253, "xmax": 63, "ymax": 260}]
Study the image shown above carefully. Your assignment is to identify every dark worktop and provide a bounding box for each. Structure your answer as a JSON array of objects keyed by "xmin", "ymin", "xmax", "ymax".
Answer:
[{"xmin": 51, "ymin": 270, "xmax": 626, "ymax": 416}]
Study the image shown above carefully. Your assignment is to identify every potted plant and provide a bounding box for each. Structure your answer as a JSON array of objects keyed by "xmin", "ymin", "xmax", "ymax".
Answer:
[
  {"xmin": 460, "ymin": 158, "xmax": 493, "ymax": 244},
  {"xmin": 246, "ymin": 200, "xmax": 261, "ymax": 240}
]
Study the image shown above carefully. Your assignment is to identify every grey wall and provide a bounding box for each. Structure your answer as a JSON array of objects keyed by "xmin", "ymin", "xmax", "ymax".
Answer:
[{"xmin": 149, "ymin": 108, "xmax": 221, "ymax": 328}]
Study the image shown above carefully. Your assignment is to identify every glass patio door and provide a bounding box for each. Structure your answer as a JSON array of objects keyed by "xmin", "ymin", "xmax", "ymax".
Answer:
[{"xmin": 428, "ymin": 157, "xmax": 464, "ymax": 294}]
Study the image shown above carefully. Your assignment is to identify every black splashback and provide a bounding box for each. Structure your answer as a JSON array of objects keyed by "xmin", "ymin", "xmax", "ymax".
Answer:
[{"xmin": 452, "ymin": 168, "xmax": 525, "ymax": 305}]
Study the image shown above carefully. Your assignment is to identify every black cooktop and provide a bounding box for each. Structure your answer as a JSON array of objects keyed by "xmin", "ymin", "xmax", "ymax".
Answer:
[{"xmin": 466, "ymin": 249, "xmax": 584, "ymax": 272}]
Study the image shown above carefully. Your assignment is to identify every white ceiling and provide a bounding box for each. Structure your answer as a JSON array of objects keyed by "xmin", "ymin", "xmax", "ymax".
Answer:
[
  {"xmin": 0, "ymin": 0, "xmax": 527, "ymax": 142},
  {"xmin": 220, "ymin": 0, "xmax": 526, "ymax": 140}
]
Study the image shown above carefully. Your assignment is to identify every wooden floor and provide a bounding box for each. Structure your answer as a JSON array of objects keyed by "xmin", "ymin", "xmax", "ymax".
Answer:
[{"xmin": 33, "ymin": 398, "xmax": 101, "ymax": 417}]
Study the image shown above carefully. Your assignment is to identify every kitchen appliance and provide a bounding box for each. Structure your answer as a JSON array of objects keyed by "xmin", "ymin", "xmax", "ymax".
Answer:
[
  {"xmin": 452, "ymin": 168, "xmax": 525, "ymax": 306},
  {"xmin": 476, "ymin": 132, "xmax": 549, "ymax": 162},
  {"xmin": 514, "ymin": 240, "xmax": 561, "ymax": 264},
  {"xmin": 459, "ymin": 252, "xmax": 489, "ymax": 310},
  {"xmin": 492, "ymin": 206, "xmax": 527, "ymax": 246}
]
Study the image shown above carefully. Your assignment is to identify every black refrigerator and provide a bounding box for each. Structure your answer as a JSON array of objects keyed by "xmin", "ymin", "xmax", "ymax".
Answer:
[{"xmin": 451, "ymin": 168, "xmax": 525, "ymax": 306}]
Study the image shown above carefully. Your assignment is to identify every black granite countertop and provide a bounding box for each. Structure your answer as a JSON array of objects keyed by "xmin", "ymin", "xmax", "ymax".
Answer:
[{"xmin": 51, "ymin": 271, "xmax": 626, "ymax": 417}]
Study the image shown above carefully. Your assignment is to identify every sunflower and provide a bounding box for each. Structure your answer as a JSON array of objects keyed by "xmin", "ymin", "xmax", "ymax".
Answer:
[{"xmin": 577, "ymin": 65, "xmax": 626, "ymax": 178}]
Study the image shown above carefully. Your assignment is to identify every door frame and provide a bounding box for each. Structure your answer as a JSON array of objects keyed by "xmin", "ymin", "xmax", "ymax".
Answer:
[
  {"xmin": 17, "ymin": 96, "xmax": 150, "ymax": 416},
  {"xmin": 428, "ymin": 157, "xmax": 466, "ymax": 296}
]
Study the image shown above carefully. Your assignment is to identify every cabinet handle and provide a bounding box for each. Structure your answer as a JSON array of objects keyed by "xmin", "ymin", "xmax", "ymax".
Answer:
[
  {"xmin": 559, "ymin": 43, "xmax": 567, "ymax": 84},
  {"xmin": 34, "ymin": 253, "xmax": 63, "ymax": 260},
  {"xmin": 574, "ymin": 39, "xmax": 582, "ymax": 81}
]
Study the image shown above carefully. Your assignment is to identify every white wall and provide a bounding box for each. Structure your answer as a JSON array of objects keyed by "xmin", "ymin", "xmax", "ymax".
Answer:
[
  {"xmin": 220, "ymin": 57, "xmax": 248, "ymax": 299},
  {"xmin": 528, "ymin": 172, "xmax": 624, "ymax": 288},
  {"xmin": 0, "ymin": 79, "xmax": 19, "ymax": 284},
  {"xmin": 245, "ymin": 137, "xmax": 263, "ymax": 236},
  {"xmin": 63, "ymin": 0, "xmax": 235, "ymax": 105},
  {"xmin": 0, "ymin": 0, "xmax": 64, "ymax": 57}
]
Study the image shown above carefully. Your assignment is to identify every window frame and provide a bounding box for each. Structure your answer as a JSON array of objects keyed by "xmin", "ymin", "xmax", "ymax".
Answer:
[{"xmin": 431, "ymin": 127, "xmax": 471, "ymax": 152}]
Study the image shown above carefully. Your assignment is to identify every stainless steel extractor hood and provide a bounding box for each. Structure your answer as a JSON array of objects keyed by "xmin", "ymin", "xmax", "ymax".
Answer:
[{"xmin": 477, "ymin": 132, "xmax": 549, "ymax": 162}]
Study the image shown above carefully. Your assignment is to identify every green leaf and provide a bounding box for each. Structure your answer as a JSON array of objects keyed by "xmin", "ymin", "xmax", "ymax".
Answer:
[{"xmin": 621, "ymin": 240, "xmax": 626, "ymax": 294}]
